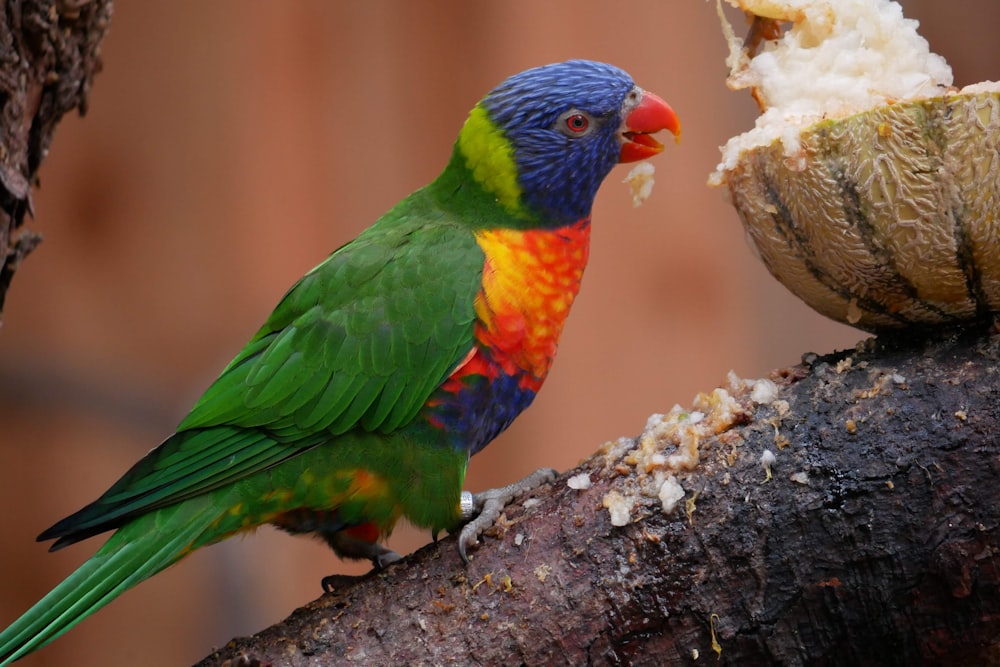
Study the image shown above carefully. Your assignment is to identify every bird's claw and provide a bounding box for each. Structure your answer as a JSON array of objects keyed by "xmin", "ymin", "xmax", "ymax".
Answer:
[
  {"xmin": 321, "ymin": 573, "xmax": 361, "ymax": 594},
  {"xmin": 456, "ymin": 467, "xmax": 557, "ymax": 564}
]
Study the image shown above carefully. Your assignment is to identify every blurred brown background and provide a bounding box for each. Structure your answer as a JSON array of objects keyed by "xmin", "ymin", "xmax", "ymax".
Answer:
[{"xmin": 0, "ymin": 2, "xmax": 996, "ymax": 665}]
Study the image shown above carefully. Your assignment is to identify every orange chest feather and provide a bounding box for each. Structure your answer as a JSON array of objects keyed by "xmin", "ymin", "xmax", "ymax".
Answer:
[{"xmin": 471, "ymin": 221, "xmax": 591, "ymax": 382}]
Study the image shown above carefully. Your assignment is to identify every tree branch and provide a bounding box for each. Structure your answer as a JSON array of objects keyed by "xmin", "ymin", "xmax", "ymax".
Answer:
[
  {"xmin": 197, "ymin": 329, "xmax": 1000, "ymax": 666},
  {"xmin": 0, "ymin": 0, "xmax": 112, "ymax": 319}
]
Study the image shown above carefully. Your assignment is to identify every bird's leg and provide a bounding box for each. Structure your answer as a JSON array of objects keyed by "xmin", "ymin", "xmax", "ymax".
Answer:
[{"xmin": 456, "ymin": 467, "xmax": 557, "ymax": 563}]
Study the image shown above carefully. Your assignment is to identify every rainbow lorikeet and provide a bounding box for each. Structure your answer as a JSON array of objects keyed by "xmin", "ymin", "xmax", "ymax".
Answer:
[{"xmin": 0, "ymin": 59, "xmax": 679, "ymax": 663}]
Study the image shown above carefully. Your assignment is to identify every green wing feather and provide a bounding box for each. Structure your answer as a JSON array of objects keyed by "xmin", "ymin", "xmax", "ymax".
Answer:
[
  {"xmin": 40, "ymin": 191, "xmax": 486, "ymax": 547},
  {"xmin": 186, "ymin": 197, "xmax": 483, "ymax": 434}
]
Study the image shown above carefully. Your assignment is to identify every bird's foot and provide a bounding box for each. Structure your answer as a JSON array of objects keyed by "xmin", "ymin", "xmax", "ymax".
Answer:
[
  {"xmin": 456, "ymin": 467, "xmax": 557, "ymax": 564},
  {"xmin": 320, "ymin": 531, "xmax": 401, "ymax": 592},
  {"xmin": 330, "ymin": 528, "xmax": 402, "ymax": 567},
  {"xmin": 369, "ymin": 545, "xmax": 403, "ymax": 569}
]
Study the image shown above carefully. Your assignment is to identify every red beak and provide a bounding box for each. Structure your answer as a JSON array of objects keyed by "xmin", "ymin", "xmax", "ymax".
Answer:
[{"xmin": 620, "ymin": 91, "xmax": 681, "ymax": 163}]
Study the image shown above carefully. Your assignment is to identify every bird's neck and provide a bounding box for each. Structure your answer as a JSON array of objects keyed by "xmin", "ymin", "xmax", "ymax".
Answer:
[
  {"xmin": 427, "ymin": 145, "xmax": 531, "ymax": 230},
  {"xmin": 430, "ymin": 112, "xmax": 593, "ymax": 230}
]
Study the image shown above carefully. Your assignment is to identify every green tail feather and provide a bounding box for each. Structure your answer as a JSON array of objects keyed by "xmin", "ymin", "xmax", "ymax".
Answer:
[{"xmin": 0, "ymin": 497, "xmax": 221, "ymax": 665}]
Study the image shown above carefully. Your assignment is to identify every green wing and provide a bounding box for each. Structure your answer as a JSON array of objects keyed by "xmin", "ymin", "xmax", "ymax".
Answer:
[
  {"xmin": 40, "ymin": 192, "xmax": 486, "ymax": 547},
  {"xmin": 181, "ymin": 202, "xmax": 483, "ymax": 436}
]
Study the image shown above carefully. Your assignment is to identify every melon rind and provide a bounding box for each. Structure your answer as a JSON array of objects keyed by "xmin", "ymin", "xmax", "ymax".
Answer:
[{"xmin": 724, "ymin": 91, "xmax": 1000, "ymax": 331}]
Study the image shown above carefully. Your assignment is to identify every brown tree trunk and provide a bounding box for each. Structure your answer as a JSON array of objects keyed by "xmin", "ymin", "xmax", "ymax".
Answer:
[
  {"xmin": 0, "ymin": 0, "xmax": 111, "ymax": 319},
  {"xmin": 197, "ymin": 329, "xmax": 1000, "ymax": 666}
]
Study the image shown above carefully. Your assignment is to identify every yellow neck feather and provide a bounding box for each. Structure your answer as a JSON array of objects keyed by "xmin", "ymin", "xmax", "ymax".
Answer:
[{"xmin": 457, "ymin": 105, "xmax": 524, "ymax": 217}]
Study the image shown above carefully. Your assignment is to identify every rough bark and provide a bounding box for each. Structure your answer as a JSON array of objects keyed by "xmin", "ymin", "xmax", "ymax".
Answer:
[
  {"xmin": 197, "ymin": 328, "xmax": 1000, "ymax": 667},
  {"xmin": 0, "ymin": 0, "xmax": 112, "ymax": 319}
]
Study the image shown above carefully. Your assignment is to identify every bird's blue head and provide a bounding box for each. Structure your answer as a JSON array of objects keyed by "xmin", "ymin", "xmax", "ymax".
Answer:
[{"xmin": 452, "ymin": 60, "xmax": 679, "ymax": 227}]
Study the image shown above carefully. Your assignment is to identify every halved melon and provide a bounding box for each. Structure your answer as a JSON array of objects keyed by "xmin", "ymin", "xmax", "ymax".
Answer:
[{"xmin": 711, "ymin": 0, "xmax": 1000, "ymax": 331}]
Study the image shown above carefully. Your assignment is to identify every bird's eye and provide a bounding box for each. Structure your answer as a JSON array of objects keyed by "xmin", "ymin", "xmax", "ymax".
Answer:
[
  {"xmin": 556, "ymin": 109, "xmax": 595, "ymax": 137},
  {"xmin": 566, "ymin": 114, "xmax": 588, "ymax": 132}
]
